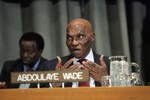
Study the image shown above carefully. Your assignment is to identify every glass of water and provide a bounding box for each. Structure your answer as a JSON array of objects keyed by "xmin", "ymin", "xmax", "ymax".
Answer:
[{"xmin": 101, "ymin": 75, "xmax": 113, "ymax": 87}]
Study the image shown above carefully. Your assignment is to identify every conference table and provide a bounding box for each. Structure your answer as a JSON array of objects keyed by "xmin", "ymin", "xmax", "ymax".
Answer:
[{"xmin": 0, "ymin": 86, "xmax": 150, "ymax": 100}]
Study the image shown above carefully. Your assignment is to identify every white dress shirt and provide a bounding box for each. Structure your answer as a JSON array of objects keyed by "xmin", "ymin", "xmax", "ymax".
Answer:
[{"xmin": 72, "ymin": 48, "xmax": 95, "ymax": 88}]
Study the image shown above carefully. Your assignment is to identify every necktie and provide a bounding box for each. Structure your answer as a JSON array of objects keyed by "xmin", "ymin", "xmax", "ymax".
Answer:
[
  {"xmin": 77, "ymin": 58, "xmax": 90, "ymax": 87},
  {"xmin": 77, "ymin": 58, "xmax": 87, "ymax": 64},
  {"xmin": 79, "ymin": 81, "xmax": 90, "ymax": 87}
]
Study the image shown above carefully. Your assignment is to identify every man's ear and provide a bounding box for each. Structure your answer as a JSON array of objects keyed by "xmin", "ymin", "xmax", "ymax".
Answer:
[{"xmin": 91, "ymin": 32, "xmax": 95, "ymax": 41}]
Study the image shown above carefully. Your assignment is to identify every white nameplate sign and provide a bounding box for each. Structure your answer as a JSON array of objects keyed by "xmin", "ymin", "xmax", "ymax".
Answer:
[{"xmin": 11, "ymin": 70, "xmax": 89, "ymax": 83}]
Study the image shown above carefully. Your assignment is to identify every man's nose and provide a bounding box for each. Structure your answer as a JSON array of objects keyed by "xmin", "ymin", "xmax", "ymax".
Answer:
[
  {"xmin": 72, "ymin": 38, "xmax": 79, "ymax": 45},
  {"xmin": 23, "ymin": 52, "xmax": 28, "ymax": 57}
]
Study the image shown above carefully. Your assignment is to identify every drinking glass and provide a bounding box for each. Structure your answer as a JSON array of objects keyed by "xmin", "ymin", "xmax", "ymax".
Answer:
[{"xmin": 101, "ymin": 75, "xmax": 113, "ymax": 87}]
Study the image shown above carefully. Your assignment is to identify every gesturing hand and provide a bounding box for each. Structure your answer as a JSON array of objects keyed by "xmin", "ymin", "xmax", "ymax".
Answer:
[
  {"xmin": 55, "ymin": 56, "xmax": 62, "ymax": 71},
  {"xmin": 56, "ymin": 56, "xmax": 82, "ymax": 71},
  {"xmin": 55, "ymin": 56, "xmax": 74, "ymax": 71},
  {"xmin": 53, "ymin": 56, "xmax": 74, "ymax": 87},
  {"xmin": 82, "ymin": 55, "xmax": 108, "ymax": 82}
]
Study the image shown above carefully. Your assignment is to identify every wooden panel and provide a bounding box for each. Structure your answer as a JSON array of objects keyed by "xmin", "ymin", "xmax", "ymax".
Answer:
[{"xmin": 0, "ymin": 86, "xmax": 150, "ymax": 100}]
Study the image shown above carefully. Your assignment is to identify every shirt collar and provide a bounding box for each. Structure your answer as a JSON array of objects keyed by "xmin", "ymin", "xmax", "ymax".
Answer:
[
  {"xmin": 24, "ymin": 57, "xmax": 41, "ymax": 72},
  {"xmin": 73, "ymin": 48, "xmax": 94, "ymax": 64}
]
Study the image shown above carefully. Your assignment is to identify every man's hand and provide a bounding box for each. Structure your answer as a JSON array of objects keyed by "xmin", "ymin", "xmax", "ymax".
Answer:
[
  {"xmin": 53, "ymin": 56, "xmax": 75, "ymax": 87},
  {"xmin": 55, "ymin": 56, "xmax": 62, "ymax": 70},
  {"xmin": 52, "ymin": 56, "xmax": 63, "ymax": 87},
  {"xmin": 0, "ymin": 82, "xmax": 6, "ymax": 89},
  {"xmin": 82, "ymin": 55, "xmax": 108, "ymax": 82},
  {"xmin": 56, "ymin": 56, "xmax": 83, "ymax": 70}
]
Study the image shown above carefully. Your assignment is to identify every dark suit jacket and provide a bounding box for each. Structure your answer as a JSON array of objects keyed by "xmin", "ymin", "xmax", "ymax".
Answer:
[
  {"xmin": 46, "ymin": 52, "xmax": 110, "ymax": 87},
  {"xmin": 0, "ymin": 57, "xmax": 49, "ymax": 88}
]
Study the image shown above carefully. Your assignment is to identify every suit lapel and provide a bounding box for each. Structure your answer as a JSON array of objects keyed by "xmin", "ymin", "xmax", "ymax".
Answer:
[
  {"xmin": 93, "ymin": 53, "xmax": 102, "ymax": 86},
  {"xmin": 36, "ymin": 57, "xmax": 47, "ymax": 71},
  {"xmin": 93, "ymin": 52, "xmax": 101, "ymax": 65},
  {"xmin": 61, "ymin": 55, "xmax": 74, "ymax": 65}
]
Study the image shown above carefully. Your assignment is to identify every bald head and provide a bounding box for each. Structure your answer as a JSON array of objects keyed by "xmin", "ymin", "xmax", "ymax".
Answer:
[{"xmin": 66, "ymin": 18, "xmax": 93, "ymax": 34}]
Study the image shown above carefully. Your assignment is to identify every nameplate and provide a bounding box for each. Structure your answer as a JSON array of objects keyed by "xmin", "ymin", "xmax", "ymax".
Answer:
[{"xmin": 11, "ymin": 70, "xmax": 89, "ymax": 83}]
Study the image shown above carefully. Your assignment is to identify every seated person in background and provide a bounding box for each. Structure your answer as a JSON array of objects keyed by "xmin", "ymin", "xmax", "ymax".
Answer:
[
  {"xmin": 0, "ymin": 32, "xmax": 49, "ymax": 89},
  {"xmin": 46, "ymin": 18, "xmax": 110, "ymax": 87}
]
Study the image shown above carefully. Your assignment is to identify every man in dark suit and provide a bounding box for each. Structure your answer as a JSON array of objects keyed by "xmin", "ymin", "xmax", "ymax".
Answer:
[
  {"xmin": 0, "ymin": 32, "xmax": 49, "ymax": 88},
  {"xmin": 46, "ymin": 18, "xmax": 110, "ymax": 87}
]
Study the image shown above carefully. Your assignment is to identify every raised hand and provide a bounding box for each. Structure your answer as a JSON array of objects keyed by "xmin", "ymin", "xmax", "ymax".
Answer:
[
  {"xmin": 56, "ymin": 56, "xmax": 83, "ymax": 71},
  {"xmin": 53, "ymin": 56, "xmax": 74, "ymax": 87},
  {"xmin": 82, "ymin": 55, "xmax": 108, "ymax": 82},
  {"xmin": 55, "ymin": 56, "xmax": 62, "ymax": 70}
]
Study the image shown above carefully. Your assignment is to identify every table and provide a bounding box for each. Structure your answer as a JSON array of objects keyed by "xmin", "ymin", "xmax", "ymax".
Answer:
[{"xmin": 0, "ymin": 86, "xmax": 150, "ymax": 100}]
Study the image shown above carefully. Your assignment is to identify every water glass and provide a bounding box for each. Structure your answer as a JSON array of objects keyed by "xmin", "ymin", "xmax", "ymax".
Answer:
[{"xmin": 101, "ymin": 75, "xmax": 112, "ymax": 87}]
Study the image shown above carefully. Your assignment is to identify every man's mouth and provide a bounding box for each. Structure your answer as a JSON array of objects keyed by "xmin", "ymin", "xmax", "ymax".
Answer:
[
  {"xmin": 71, "ymin": 48, "xmax": 82, "ymax": 55},
  {"xmin": 22, "ymin": 58, "xmax": 30, "ymax": 63},
  {"xmin": 72, "ymin": 48, "xmax": 80, "ymax": 52}
]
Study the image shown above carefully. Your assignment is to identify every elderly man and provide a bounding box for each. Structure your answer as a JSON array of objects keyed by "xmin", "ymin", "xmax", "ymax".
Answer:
[{"xmin": 46, "ymin": 18, "xmax": 110, "ymax": 87}]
